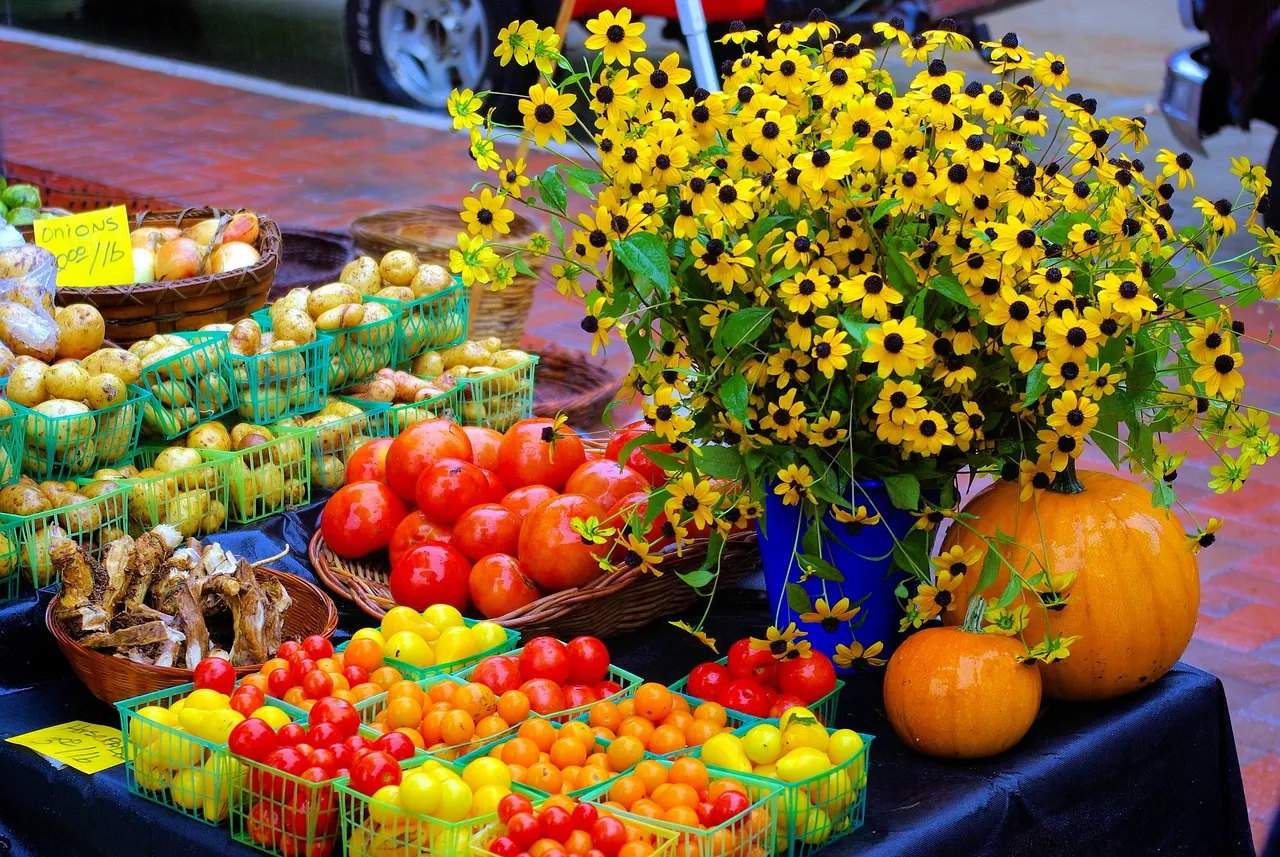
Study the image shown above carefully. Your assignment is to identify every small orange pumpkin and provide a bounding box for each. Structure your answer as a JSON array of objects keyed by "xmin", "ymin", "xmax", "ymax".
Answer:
[
  {"xmin": 939, "ymin": 464, "xmax": 1199, "ymax": 701},
  {"xmin": 884, "ymin": 601, "xmax": 1042, "ymax": 759}
]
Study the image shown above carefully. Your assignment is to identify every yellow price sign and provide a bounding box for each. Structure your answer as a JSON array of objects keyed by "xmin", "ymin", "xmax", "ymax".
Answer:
[
  {"xmin": 6, "ymin": 720, "xmax": 125, "ymax": 774},
  {"xmin": 32, "ymin": 205, "xmax": 134, "ymax": 287}
]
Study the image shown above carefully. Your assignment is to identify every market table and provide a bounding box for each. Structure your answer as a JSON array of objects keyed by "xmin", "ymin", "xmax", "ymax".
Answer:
[{"xmin": 0, "ymin": 506, "xmax": 1256, "ymax": 857}]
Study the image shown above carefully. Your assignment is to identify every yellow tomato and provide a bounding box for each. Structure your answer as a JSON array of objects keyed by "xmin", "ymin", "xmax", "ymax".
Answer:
[
  {"xmin": 183, "ymin": 689, "xmax": 230, "ymax": 711},
  {"xmin": 384, "ymin": 631, "xmax": 434, "ymax": 668},
  {"xmin": 798, "ymin": 807, "xmax": 832, "ymax": 845},
  {"xmin": 809, "ymin": 768, "xmax": 853, "ymax": 817},
  {"xmin": 423, "ymin": 604, "xmax": 465, "ymax": 630},
  {"xmin": 781, "ymin": 720, "xmax": 830, "ymax": 755},
  {"xmin": 352, "ymin": 627, "xmax": 387, "ymax": 648},
  {"xmin": 775, "ymin": 748, "xmax": 832, "ymax": 783},
  {"xmin": 129, "ymin": 705, "xmax": 177, "ymax": 747},
  {"xmin": 382, "ymin": 606, "xmax": 426, "ymax": 637},
  {"xmin": 429, "ymin": 826, "xmax": 472, "ymax": 857},
  {"xmin": 434, "ymin": 776, "xmax": 474, "ymax": 822},
  {"xmin": 470, "ymin": 784, "xmax": 510, "ymax": 817},
  {"xmin": 434, "ymin": 626, "xmax": 479, "ymax": 665},
  {"xmin": 742, "ymin": 723, "xmax": 782, "ymax": 766},
  {"xmin": 250, "ymin": 705, "xmax": 293, "ymax": 731},
  {"xmin": 399, "ymin": 771, "xmax": 442, "ymax": 816},
  {"xmin": 470, "ymin": 621, "xmax": 507, "ymax": 651},
  {"xmin": 462, "ymin": 756, "xmax": 511, "ymax": 793},
  {"xmin": 169, "ymin": 767, "xmax": 205, "ymax": 811},
  {"xmin": 370, "ymin": 785, "xmax": 403, "ymax": 826}
]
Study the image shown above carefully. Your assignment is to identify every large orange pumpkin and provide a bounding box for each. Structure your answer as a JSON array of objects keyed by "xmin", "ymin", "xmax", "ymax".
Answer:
[
  {"xmin": 884, "ymin": 618, "xmax": 1042, "ymax": 759},
  {"xmin": 939, "ymin": 465, "xmax": 1199, "ymax": 701}
]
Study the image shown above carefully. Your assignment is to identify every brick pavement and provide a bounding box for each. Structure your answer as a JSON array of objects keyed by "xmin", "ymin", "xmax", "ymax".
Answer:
[{"xmin": 2, "ymin": 39, "xmax": 1279, "ymax": 848}]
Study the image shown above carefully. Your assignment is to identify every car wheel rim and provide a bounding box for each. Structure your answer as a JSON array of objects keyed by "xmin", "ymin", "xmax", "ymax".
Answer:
[{"xmin": 378, "ymin": 0, "xmax": 489, "ymax": 109}]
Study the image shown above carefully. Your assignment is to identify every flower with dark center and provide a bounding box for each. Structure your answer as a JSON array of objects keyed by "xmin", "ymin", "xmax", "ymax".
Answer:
[
  {"xmin": 612, "ymin": 215, "xmax": 630, "ymax": 234},
  {"xmin": 1001, "ymin": 461, "xmax": 1020, "ymax": 481},
  {"xmin": 968, "ymin": 412, "xmax": 984, "ymax": 430},
  {"xmin": 1121, "ymin": 218, "xmax": 1141, "ymax": 237},
  {"xmin": 966, "ymin": 253, "xmax": 985, "ymax": 270},
  {"xmin": 692, "ymin": 104, "xmax": 710, "ymax": 123},
  {"xmin": 533, "ymin": 103, "xmax": 556, "ymax": 123},
  {"xmin": 476, "ymin": 209, "xmax": 494, "ymax": 226},
  {"xmin": 1075, "ymin": 296, "xmax": 1089, "ymax": 313},
  {"xmin": 1140, "ymin": 261, "xmax": 1153, "ymax": 278},
  {"xmin": 761, "ymin": 171, "xmax": 775, "ymax": 186},
  {"xmin": 654, "ymin": 154, "xmax": 672, "ymax": 171},
  {"xmin": 1008, "ymin": 300, "xmax": 1031, "ymax": 321},
  {"xmin": 904, "ymin": 145, "xmax": 919, "ymax": 159},
  {"xmin": 773, "ymin": 409, "xmax": 792, "ymax": 426},
  {"xmin": 964, "ymin": 81, "xmax": 983, "ymax": 97},
  {"xmin": 1013, "ymin": 177, "xmax": 1035, "ymax": 198},
  {"xmin": 606, "ymin": 24, "xmax": 626, "ymax": 42},
  {"xmin": 719, "ymin": 59, "xmax": 734, "ymax": 76},
  {"xmin": 831, "ymin": 42, "xmax": 848, "ymax": 58},
  {"xmin": 945, "ymin": 354, "xmax": 965, "ymax": 371},
  {"xmin": 737, "ymin": 85, "xmax": 754, "ymax": 103},
  {"xmin": 902, "ymin": 171, "xmax": 918, "ymax": 187},
  {"xmin": 689, "ymin": 177, "xmax": 706, "ymax": 194},
  {"xmin": 660, "ymin": 341, "xmax": 677, "ymax": 357},
  {"xmin": 1072, "ymin": 181, "xmax": 1090, "ymax": 199},
  {"xmin": 988, "ymin": 89, "xmax": 1005, "ymax": 106},
  {"xmin": 1157, "ymin": 183, "xmax": 1175, "ymax": 202},
  {"xmin": 761, "ymin": 121, "xmax": 780, "ymax": 139},
  {"xmin": 928, "ymin": 58, "xmax": 947, "ymax": 76},
  {"xmin": 693, "ymin": 86, "xmax": 710, "ymax": 101},
  {"xmin": 1050, "ymin": 60, "xmax": 1066, "ymax": 74},
  {"xmin": 1081, "ymin": 97, "xmax": 1097, "ymax": 114},
  {"xmin": 875, "ymin": 92, "xmax": 894, "ymax": 110},
  {"xmin": 798, "ymin": 278, "xmax": 816, "ymax": 295},
  {"xmin": 704, "ymin": 237, "xmax": 725, "ymax": 257},
  {"xmin": 1066, "ymin": 408, "xmax": 1085, "ymax": 427},
  {"xmin": 1176, "ymin": 152, "xmax": 1194, "ymax": 169},
  {"xmin": 677, "ymin": 200, "xmax": 694, "ymax": 218},
  {"xmin": 1082, "ymin": 228, "xmax": 1099, "ymax": 244},
  {"xmin": 650, "ymin": 69, "xmax": 669, "ymax": 88},
  {"xmin": 581, "ymin": 315, "xmax": 599, "ymax": 333},
  {"xmin": 1214, "ymin": 199, "xmax": 1233, "ymax": 216},
  {"xmin": 1061, "ymin": 361, "xmax": 1080, "ymax": 380},
  {"xmin": 864, "ymin": 275, "xmax": 884, "ymax": 294},
  {"xmin": 1214, "ymin": 354, "xmax": 1236, "ymax": 373},
  {"xmin": 1016, "ymin": 229, "xmax": 1037, "ymax": 249},
  {"xmin": 596, "ymin": 85, "xmax": 615, "ymax": 104},
  {"xmin": 1065, "ymin": 326, "xmax": 1088, "ymax": 347},
  {"xmin": 1001, "ymin": 32, "xmax": 1019, "ymax": 47},
  {"xmin": 722, "ymin": 429, "xmax": 741, "ymax": 446},
  {"xmin": 948, "ymin": 163, "xmax": 969, "ymax": 183},
  {"xmin": 849, "ymin": 248, "xmax": 866, "ymax": 264},
  {"xmin": 1232, "ymin": 320, "xmax": 1246, "ymax": 335},
  {"xmin": 919, "ymin": 419, "xmax": 938, "ymax": 438},
  {"xmin": 933, "ymin": 337, "xmax": 953, "ymax": 357},
  {"xmin": 742, "ymin": 146, "xmax": 760, "ymax": 162},
  {"xmin": 812, "ymin": 149, "xmax": 831, "ymax": 168},
  {"xmin": 793, "ymin": 235, "xmax": 811, "ymax": 252},
  {"xmin": 1033, "ymin": 471, "xmax": 1052, "ymax": 490},
  {"xmin": 1155, "ymin": 216, "xmax": 1172, "ymax": 235},
  {"xmin": 966, "ymin": 134, "xmax": 984, "ymax": 151},
  {"xmin": 786, "ymin": 167, "xmax": 802, "ymax": 185},
  {"xmin": 729, "ymin": 19, "xmax": 746, "ymax": 31},
  {"xmin": 1116, "ymin": 169, "xmax": 1132, "ymax": 187},
  {"xmin": 852, "ymin": 119, "xmax": 871, "ymax": 137},
  {"xmin": 1118, "ymin": 280, "xmax": 1139, "ymax": 300},
  {"xmin": 883, "ymin": 333, "xmax": 905, "ymax": 353},
  {"xmin": 889, "ymin": 15, "xmax": 905, "ymax": 28},
  {"xmin": 815, "ymin": 342, "xmax": 832, "ymax": 358},
  {"xmin": 872, "ymin": 130, "xmax": 892, "ymax": 150},
  {"xmin": 1057, "ymin": 435, "xmax": 1077, "ymax": 454},
  {"xmin": 714, "ymin": 157, "xmax": 728, "ymax": 170},
  {"xmin": 889, "ymin": 391, "xmax": 908, "ymax": 408},
  {"xmin": 1090, "ymin": 128, "xmax": 1109, "ymax": 147},
  {"xmin": 589, "ymin": 230, "xmax": 609, "ymax": 248},
  {"xmin": 779, "ymin": 60, "xmax": 796, "ymax": 76},
  {"xmin": 932, "ymin": 84, "xmax": 952, "ymax": 103},
  {"xmin": 981, "ymin": 278, "xmax": 1001, "ymax": 296},
  {"xmin": 662, "ymin": 368, "xmax": 677, "ymax": 384},
  {"xmin": 717, "ymin": 185, "xmax": 738, "ymax": 204},
  {"xmin": 1049, "ymin": 299, "xmax": 1071, "ymax": 318}
]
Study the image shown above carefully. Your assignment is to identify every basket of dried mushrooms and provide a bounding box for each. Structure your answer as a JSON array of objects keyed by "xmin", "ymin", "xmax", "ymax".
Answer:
[{"xmin": 45, "ymin": 524, "xmax": 337, "ymax": 703}]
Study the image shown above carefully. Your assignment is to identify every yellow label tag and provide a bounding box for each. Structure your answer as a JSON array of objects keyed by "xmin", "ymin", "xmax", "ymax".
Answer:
[
  {"xmin": 32, "ymin": 205, "xmax": 133, "ymax": 287},
  {"xmin": 6, "ymin": 720, "xmax": 125, "ymax": 774}
]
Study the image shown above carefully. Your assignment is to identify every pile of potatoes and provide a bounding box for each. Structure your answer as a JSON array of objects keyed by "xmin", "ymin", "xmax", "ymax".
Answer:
[
  {"xmin": 340, "ymin": 252, "xmax": 464, "ymax": 358},
  {"xmin": 92, "ymin": 448, "xmax": 228, "ymax": 540},
  {"xmin": 180, "ymin": 420, "xmax": 308, "ymax": 521},
  {"xmin": 201, "ymin": 317, "xmax": 322, "ymax": 421},
  {"xmin": 276, "ymin": 399, "xmax": 382, "ymax": 490},
  {"xmin": 0, "ymin": 474, "xmax": 127, "ymax": 585},
  {"xmin": 131, "ymin": 333, "xmax": 235, "ymax": 436},
  {"xmin": 340, "ymin": 368, "xmax": 460, "ymax": 433},
  {"xmin": 409, "ymin": 338, "xmax": 534, "ymax": 430},
  {"xmin": 267, "ymin": 281, "xmax": 396, "ymax": 389}
]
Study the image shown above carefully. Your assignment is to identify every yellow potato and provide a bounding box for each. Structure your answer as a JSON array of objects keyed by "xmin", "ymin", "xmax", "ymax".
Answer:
[
  {"xmin": 54, "ymin": 304, "xmax": 106, "ymax": 360},
  {"xmin": 85, "ymin": 373, "xmax": 128, "ymax": 410},
  {"xmin": 226, "ymin": 318, "xmax": 262, "ymax": 357},
  {"xmin": 307, "ymin": 283, "xmax": 361, "ymax": 319},
  {"xmin": 340, "ymin": 257, "xmax": 382, "ymax": 295},
  {"xmin": 6, "ymin": 360, "xmax": 48, "ymax": 407},
  {"xmin": 43, "ymin": 363, "xmax": 91, "ymax": 405},
  {"xmin": 273, "ymin": 309, "xmax": 316, "ymax": 345},
  {"xmin": 81, "ymin": 348, "xmax": 143, "ymax": 385},
  {"xmin": 315, "ymin": 304, "xmax": 365, "ymax": 331},
  {"xmin": 379, "ymin": 250, "xmax": 419, "ymax": 287},
  {"xmin": 409, "ymin": 264, "xmax": 452, "ymax": 297},
  {"xmin": 187, "ymin": 422, "xmax": 232, "ymax": 452}
]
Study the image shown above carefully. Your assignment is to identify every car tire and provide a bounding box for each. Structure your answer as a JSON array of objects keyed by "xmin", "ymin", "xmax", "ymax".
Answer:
[{"xmin": 345, "ymin": 0, "xmax": 534, "ymax": 118}]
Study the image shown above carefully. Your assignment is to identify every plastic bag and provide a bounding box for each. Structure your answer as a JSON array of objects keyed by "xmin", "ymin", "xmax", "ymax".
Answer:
[{"xmin": 0, "ymin": 245, "xmax": 60, "ymax": 363}]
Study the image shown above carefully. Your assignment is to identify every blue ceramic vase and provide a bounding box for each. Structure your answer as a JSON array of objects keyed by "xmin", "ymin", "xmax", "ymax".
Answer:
[{"xmin": 755, "ymin": 480, "xmax": 916, "ymax": 671}]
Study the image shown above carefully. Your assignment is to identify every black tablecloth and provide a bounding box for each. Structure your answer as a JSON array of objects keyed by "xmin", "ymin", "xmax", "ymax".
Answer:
[{"xmin": 0, "ymin": 504, "xmax": 1256, "ymax": 857}]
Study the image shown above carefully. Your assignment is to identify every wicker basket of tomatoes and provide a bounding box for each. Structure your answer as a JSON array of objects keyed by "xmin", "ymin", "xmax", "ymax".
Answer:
[{"xmin": 307, "ymin": 417, "xmax": 760, "ymax": 637}]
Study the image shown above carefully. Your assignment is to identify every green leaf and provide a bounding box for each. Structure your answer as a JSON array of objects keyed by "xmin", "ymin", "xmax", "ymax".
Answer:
[
  {"xmin": 869, "ymin": 197, "xmax": 902, "ymax": 224},
  {"xmin": 892, "ymin": 533, "xmax": 929, "ymax": 578},
  {"xmin": 884, "ymin": 473, "xmax": 920, "ymax": 510},
  {"xmin": 1091, "ymin": 390, "xmax": 1124, "ymax": 465},
  {"xmin": 549, "ymin": 216, "xmax": 565, "ymax": 249},
  {"xmin": 839, "ymin": 315, "xmax": 875, "ymax": 347},
  {"xmin": 537, "ymin": 166, "xmax": 567, "ymax": 213},
  {"xmin": 717, "ymin": 307, "xmax": 774, "ymax": 352},
  {"xmin": 929, "ymin": 274, "xmax": 973, "ymax": 308},
  {"xmin": 798, "ymin": 554, "xmax": 844, "ymax": 582},
  {"xmin": 786, "ymin": 583, "xmax": 814, "ymax": 614},
  {"xmin": 612, "ymin": 232, "xmax": 672, "ymax": 296},
  {"xmin": 1151, "ymin": 481, "xmax": 1176, "ymax": 509},
  {"xmin": 678, "ymin": 567, "xmax": 714, "ymax": 588},
  {"xmin": 1129, "ymin": 329, "xmax": 1157, "ymax": 404},
  {"xmin": 976, "ymin": 538, "xmax": 1002, "ymax": 593},
  {"xmin": 694, "ymin": 445, "xmax": 746, "ymax": 480},
  {"xmin": 884, "ymin": 244, "xmax": 919, "ymax": 291},
  {"xmin": 1022, "ymin": 363, "xmax": 1048, "ymax": 406},
  {"xmin": 721, "ymin": 374, "xmax": 750, "ymax": 425},
  {"xmin": 510, "ymin": 253, "xmax": 535, "ymax": 278},
  {"xmin": 563, "ymin": 164, "xmax": 605, "ymax": 197},
  {"xmin": 995, "ymin": 574, "xmax": 1023, "ymax": 608},
  {"xmin": 644, "ymin": 488, "xmax": 671, "ymax": 526}
]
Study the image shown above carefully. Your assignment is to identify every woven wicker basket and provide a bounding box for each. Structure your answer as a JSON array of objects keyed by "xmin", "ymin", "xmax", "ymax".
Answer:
[
  {"xmin": 529, "ymin": 339, "xmax": 625, "ymax": 429},
  {"xmin": 270, "ymin": 228, "xmax": 353, "ymax": 299},
  {"xmin": 22, "ymin": 207, "xmax": 281, "ymax": 345},
  {"xmin": 309, "ymin": 529, "xmax": 760, "ymax": 638},
  {"xmin": 46, "ymin": 566, "xmax": 338, "ymax": 704},
  {"xmin": 350, "ymin": 206, "xmax": 543, "ymax": 345}
]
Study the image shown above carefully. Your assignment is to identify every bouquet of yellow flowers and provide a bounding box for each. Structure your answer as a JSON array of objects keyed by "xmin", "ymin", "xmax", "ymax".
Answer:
[{"xmin": 449, "ymin": 10, "xmax": 1278, "ymax": 664}]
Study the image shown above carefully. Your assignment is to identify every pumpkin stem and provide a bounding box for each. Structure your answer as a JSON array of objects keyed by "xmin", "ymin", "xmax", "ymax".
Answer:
[
  {"xmin": 960, "ymin": 596, "xmax": 986, "ymax": 634},
  {"xmin": 1048, "ymin": 459, "xmax": 1085, "ymax": 495}
]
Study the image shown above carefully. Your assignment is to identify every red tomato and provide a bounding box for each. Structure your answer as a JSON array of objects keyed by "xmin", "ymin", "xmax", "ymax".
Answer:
[
  {"xmin": 301, "ymin": 669, "xmax": 333, "ymax": 699},
  {"xmin": 777, "ymin": 650, "xmax": 838, "ymax": 704},
  {"xmin": 686, "ymin": 662, "xmax": 732, "ymax": 701},
  {"xmin": 769, "ymin": 693, "xmax": 810, "ymax": 719},
  {"xmin": 489, "ymin": 837, "xmax": 520, "ymax": 857},
  {"xmin": 498, "ymin": 793, "xmax": 533, "ymax": 824},
  {"xmin": 373, "ymin": 731, "xmax": 417, "ymax": 761},
  {"xmin": 389, "ymin": 544, "xmax": 471, "ymax": 612},
  {"xmin": 343, "ymin": 665, "xmax": 369, "ymax": 687},
  {"xmin": 471, "ymin": 655, "xmax": 524, "ymax": 694},
  {"xmin": 604, "ymin": 422, "xmax": 673, "ymax": 486},
  {"xmin": 468, "ymin": 554, "xmax": 542, "ymax": 618},
  {"xmin": 481, "ymin": 469, "xmax": 507, "ymax": 503},
  {"xmin": 517, "ymin": 494, "xmax": 608, "ymax": 591},
  {"xmin": 720, "ymin": 679, "xmax": 772, "ymax": 718},
  {"xmin": 463, "ymin": 426, "xmax": 504, "ymax": 470},
  {"xmin": 385, "ymin": 418, "xmax": 472, "ymax": 501},
  {"xmin": 267, "ymin": 668, "xmax": 293, "ymax": 698},
  {"xmin": 710, "ymin": 790, "xmax": 751, "ymax": 825},
  {"xmin": 248, "ymin": 802, "xmax": 283, "ymax": 848},
  {"xmin": 388, "ymin": 511, "xmax": 453, "ymax": 567},
  {"xmin": 571, "ymin": 802, "xmax": 598, "ymax": 831},
  {"xmin": 302, "ymin": 635, "xmax": 335, "ymax": 660},
  {"xmin": 307, "ymin": 722, "xmax": 343, "ymax": 748},
  {"xmin": 539, "ymin": 806, "xmax": 574, "ymax": 842},
  {"xmin": 320, "ymin": 481, "xmax": 409, "ymax": 559},
  {"xmin": 520, "ymin": 637, "xmax": 570, "ymax": 684},
  {"xmin": 193, "ymin": 655, "xmax": 236, "ymax": 695},
  {"xmin": 230, "ymin": 686, "xmax": 265, "ymax": 718},
  {"xmin": 277, "ymin": 640, "xmax": 302, "ymax": 660},
  {"xmin": 605, "ymin": 491, "xmax": 668, "ymax": 549},
  {"xmin": 595, "ymin": 680, "xmax": 622, "ymax": 697},
  {"xmin": 350, "ymin": 751, "xmax": 402, "ymax": 796},
  {"xmin": 591, "ymin": 817, "xmax": 628, "ymax": 856},
  {"xmin": 306, "ymin": 748, "xmax": 338, "ymax": 776},
  {"xmin": 507, "ymin": 813, "xmax": 541, "ymax": 848},
  {"xmin": 229, "ymin": 718, "xmax": 279, "ymax": 762},
  {"xmin": 277, "ymin": 723, "xmax": 308, "ymax": 747},
  {"xmin": 345, "ymin": 437, "xmax": 393, "ymax": 484},
  {"xmin": 564, "ymin": 460, "xmax": 649, "ymax": 512},
  {"xmin": 566, "ymin": 636, "xmax": 610, "ymax": 684},
  {"xmin": 453, "ymin": 504, "xmax": 522, "ymax": 562},
  {"xmin": 727, "ymin": 638, "xmax": 778, "ymax": 686},
  {"xmin": 309, "ymin": 697, "xmax": 361, "ymax": 738},
  {"xmin": 497, "ymin": 418, "xmax": 587, "ymax": 490},
  {"xmin": 265, "ymin": 747, "xmax": 309, "ymax": 776},
  {"xmin": 562, "ymin": 684, "xmax": 599, "ymax": 708},
  {"xmin": 501, "ymin": 485, "xmax": 559, "ymax": 521},
  {"xmin": 416, "ymin": 458, "xmax": 491, "ymax": 524},
  {"xmin": 520, "ymin": 678, "xmax": 566, "ymax": 715}
]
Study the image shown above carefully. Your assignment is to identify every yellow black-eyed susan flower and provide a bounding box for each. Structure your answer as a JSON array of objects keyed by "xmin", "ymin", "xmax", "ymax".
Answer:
[
  {"xmin": 800, "ymin": 597, "xmax": 860, "ymax": 633},
  {"xmin": 583, "ymin": 9, "xmax": 646, "ymax": 65},
  {"xmin": 834, "ymin": 639, "xmax": 886, "ymax": 669}
]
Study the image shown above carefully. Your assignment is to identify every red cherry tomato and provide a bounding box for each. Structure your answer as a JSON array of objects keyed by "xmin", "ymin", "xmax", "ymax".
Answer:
[
  {"xmin": 498, "ymin": 793, "xmax": 534, "ymax": 824},
  {"xmin": 604, "ymin": 422, "xmax": 673, "ymax": 486},
  {"xmin": 343, "ymin": 665, "xmax": 369, "ymax": 687},
  {"xmin": 453, "ymin": 503, "xmax": 522, "ymax": 562},
  {"xmin": 293, "ymin": 743, "xmax": 317, "ymax": 759},
  {"xmin": 769, "ymin": 693, "xmax": 811, "ymax": 719},
  {"xmin": 230, "ymin": 685, "xmax": 265, "ymax": 718},
  {"xmin": 309, "ymin": 697, "xmax": 361, "ymax": 738},
  {"xmin": 489, "ymin": 837, "xmax": 520, "ymax": 857},
  {"xmin": 501, "ymin": 485, "xmax": 559, "ymax": 521},
  {"xmin": 373, "ymin": 730, "xmax": 417, "ymax": 761},
  {"xmin": 463, "ymin": 426, "xmax": 504, "ymax": 470},
  {"xmin": 564, "ymin": 460, "xmax": 649, "ymax": 513},
  {"xmin": 687, "ymin": 662, "xmax": 732, "ymax": 702},
  {"xmin": 591, "ymin": 817, "xmax": 628, "ymax": 857},
  {"xmin": 562, "ymin": 684, "xmax": 599, "ymax": 709},
  {"xmin": 471, "ymin": 655, "xmax": 524, "ymax": 694},
  {"xmin": 301, "ymin": 669, "xmax": 334, "ymax": 699},
  {"xmin": 416, "ymin": 458, "xmax": 491, "ymax": 524},
  {"xmin": 276, "ymin": 640, "xmax": 302, "ymax": 660},
  {"xmin": 350, "ymin": 751, "xmax": 402, "ymax": 796},
  {"xmin": 519, "ymin": 637, "xmax": 570, "ymax": 684},
  {"xmin": 539, "ymin": 806, "xmax": 574, "ymax": 842},
  {"xmin": 777, "ymin": 650, "xmax": 838, "ymax": 704},
  {"xmin": 497, "ymin": 418, "xmax": 587, "ymax": 490},
  {"xmin": 468, "ymin": 554, "xmax": 542, "ymax": 619},
  {"xmin": 710, "ymin": 790, "xmax": 751, "ymax": 825},
  {"xmin": 385, "ymin": 418, "xmax": 473, "ymax": 501},
  {"xmin": 320, "ymin": 481, "xmax": 409, "ymax": 559},
  {"xmin": 265, "ymin": 747, "xmax": 309, "ymax": 776},
  {"xmin": 277, "ymin": 723, "xmax": 308, "ymax": 747},
  {"xmin": 720, "ymin": 679, "xmax": 772, "ymax": 718},
  {"xmin": 482, "ymin": 469, "xmax": 507, "ymax": 503},
  {"xmin": 266, "ymin": 667, "xmax": 290, "ymax": 699},
  {"xmin": 595, "ymin": 680, "xmax": 622, "ymax": 697},
  {"xmin": 566, "ymin": 636, "xmax": 610, "ymax": 684},
  {"xmin": 306, "ymin": 748, "xmax": 338, "ymax": 776},
  {"xmin": 506, "ymin": 813, "xmax": 541, "ymax": 848},
  {"xmin": 726, "ymin": 638, "xmax": 778, "ymax": 686},
  {"xmin": 388, "ymin": 511, "xmax": 453, "ymax": 567},
  {"xmin": 519, "ymin": 678, "xmax": 566, "ymax": 715},
  {"xmin": 571, "ymin": 802, "xmax": 599, "ymax": 831},
  {"xmin": 389, "ymin": 544, "xmax": 471, "ymax": 612},
  {"xmin": 345, "ymin": 437, "xmax": 393, "ymax": 484},
  {"xmin": 248, "ymin": 802, "xmax": 283, "ymax": 848},
  {"xmin": 229, "ymin": 718, "xmax": 279, "ymax": 762},
  {"xmin": 302, "ymin": 635, "xmax": 335, "ymax": 660},
  {"xmin": 307, "ymin": 722, "xmax": 343, "ymax": 748},
  {"xmin": 517, "ymin": 494, "xmax": 608, "ymax": 591},
  {"xmin": 193, "ymin": 655, "xmax": 236, "ymax": 695}
]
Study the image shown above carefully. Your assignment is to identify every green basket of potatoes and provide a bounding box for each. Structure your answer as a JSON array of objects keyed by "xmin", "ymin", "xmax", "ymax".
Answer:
[
  {"xmin": 0, "ymin": 474, "xmax": 130, "ymax": 588},
  {"xmin": 102, "ymin": 447, "xmax": 232, "ymax": 540},
  {"xmin": 275, "ymin": 399, "xmax": 393, "ymax": 490},
  {"xmin": 1, "ymin": 371, "xmax": 152, "ymax": 482},
  {"xmin": 341, "ymin": 253, "xmax": 470, "ymax": 362},
  {"xmin": 337, "ymin": 368, "xmax": 463, "ymax": 435},
  {"xmin": 135, "ymin": 332, "xmax": 239, "ymax": 439},
  {"xmin": 0, "ymin": 409, "xmax": 25, "ymax": 489},
  {"xmin": 205, "ymin": 316, "xmax": 332, "ymax": 423},
  {"xmin": 407, "ymin": 339, "xmax": 537, "ymax": 433},
  {"xmin": 0, "ymin": 515, "xmax": 22, "ymax": 604},
  {"xmin": 188, "ymin": 420, "xmax": 313, "ymax": 524}
]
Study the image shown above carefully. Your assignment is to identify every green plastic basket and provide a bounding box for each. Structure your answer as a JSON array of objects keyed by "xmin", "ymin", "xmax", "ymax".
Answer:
[
  {"xmin": 669, "ymin": 658, "xmax": 844, "ymax": 727},
  {"xmin": 0, "ymin": 515, "xmax": 24, "ymax": 604},
  {"xmin": 337, "ymin": 616, "xmax": 519, "ymax": 684},
  {"xmin": 0, "ymin": 481, "xmax": 130, "ymax": 588},
  {"xmin": 352, "ymin": 672, "xmax": 521, "ymax": 761},
  {"xmin": 339, "ymin": 383, "xmax": 463, "ymax": 436},
  {"xmin": 0, "ymin": 412, "xmax": 24, "ymax": 487},
  {"xmin": 292, "ymin": 400, "xmax": 393, "ymax": 490},
  {"xmin": 124, "ymin": 446, "xmax": 233, "ymax": 539},
  {"xmin": 231, "ymin": 317, "xmax": 332, "ymax": 423},
  {"xmin": 458, "ymin": 356, "xmax": 538, "ymax": 432},
  {"xmin": 325, "ymin": 299, "xmax": 401, "ymax": 389},
  {"xmin": 7, "ymin": 383, "xmax": 150, "ymax": 481},
  {"xmin": 115, "ymin": 682, "xmax": 305, "ymax": 826},
  {"xmin": 138, "ymin": 332, "xmax": 239, "ymax": 439},
  {"xmin": 472, "ymin": 806, "xmax": 680, "ymax": 857},
  {"xmin": 209, "ymin": 424, "xmax": 313, "ymax": 524},
  {"xmin": 385, "ymin": 279, "xmax": 471, "ymax": 362}
]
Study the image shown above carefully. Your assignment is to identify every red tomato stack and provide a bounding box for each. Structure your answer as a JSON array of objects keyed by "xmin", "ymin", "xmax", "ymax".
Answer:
[{"xmin": 682, "ymin": 639, "xmax": 839, "ymax": 719}]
